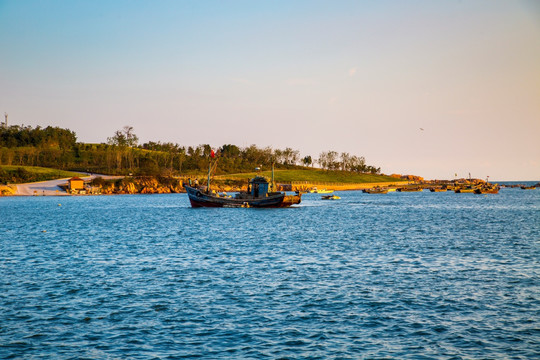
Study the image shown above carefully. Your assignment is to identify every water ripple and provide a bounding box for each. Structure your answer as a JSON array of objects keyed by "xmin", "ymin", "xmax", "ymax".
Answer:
[{"xmin": 1, "ymin": 189, "xmax": 539, "ymax": 359}]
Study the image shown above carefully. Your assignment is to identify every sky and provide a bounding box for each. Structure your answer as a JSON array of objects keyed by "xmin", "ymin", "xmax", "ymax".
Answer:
[{"xmin": 0, "ymin": 0, "xmax": 539, "ymax": 180}]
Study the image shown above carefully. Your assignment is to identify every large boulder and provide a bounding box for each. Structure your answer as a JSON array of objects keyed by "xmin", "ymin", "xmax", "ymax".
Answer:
[{"xmin": 0, "ymin": 185, "xmax": 17, "ymax": 196}]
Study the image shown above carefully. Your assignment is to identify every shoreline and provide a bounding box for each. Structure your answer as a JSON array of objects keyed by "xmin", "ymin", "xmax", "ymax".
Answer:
[{"xmin": 2, "ymin": 177, "xmax": 538, "ymax": 197}]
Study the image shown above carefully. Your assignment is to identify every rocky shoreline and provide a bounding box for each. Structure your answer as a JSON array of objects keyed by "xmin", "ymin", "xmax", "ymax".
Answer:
[
  {"xmin": 84, "ymin": 176, "xmax": 251, "ymax": 195},
  {"xmin": 2, "ymin": 176, "xmax": 538, "ymax": 197},
  {"xmin": 0, "ymin": 176, "xmax": 250, "ymax": 196}
]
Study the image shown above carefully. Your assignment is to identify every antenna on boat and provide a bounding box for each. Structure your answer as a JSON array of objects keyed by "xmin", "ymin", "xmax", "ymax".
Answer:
[{"xmin": 271, "ymin": 161, "xmax": 275, "ymax": 192}]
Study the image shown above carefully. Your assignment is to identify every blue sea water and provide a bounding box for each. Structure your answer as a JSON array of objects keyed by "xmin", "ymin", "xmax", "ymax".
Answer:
[{"xmin": 1, "ymin": 187, "xmax": 539, "ymax": 359}]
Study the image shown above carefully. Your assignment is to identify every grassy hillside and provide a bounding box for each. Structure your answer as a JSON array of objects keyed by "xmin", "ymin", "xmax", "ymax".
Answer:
[
  {"xmin": 215, "ymin": 169, "xmax": 398, "ymax": 184},
  {"xmin": 0, "ymin": 165, "xmax": 86, "ymax": 184},
  {"xmin": 0, "ymin": 165, "xmax": 402, "ymax": 186}
]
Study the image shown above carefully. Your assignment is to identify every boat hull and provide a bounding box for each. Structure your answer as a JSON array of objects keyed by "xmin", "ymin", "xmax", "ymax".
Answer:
[
  {"xmin": 363, "ymin": 188, "xmax": 388, "ymax": 194},
  {"xmin": 474, "ymin": 188, "xmax": 499, "ymax": 194},
  {"xmin": 397, "ymin": 187, "xmax": 423, "ymax": 192},
  {"xmin": 429, "ymin": 188, "xmax": 446, "ymax": 192},
  {"xmin": 309, "ymin": 188, "xmax": 333, "ymax": 194},
  {"xmin": 321, "ymin": 195, "xmax": 341, "ymax": 200},
  {"xmin": 455, "ymin": 188, "xmax": 476, "ymax": 193},
  {"xmin": 184, "ymin": 186, "xmax": 300, "ymax": 208}
]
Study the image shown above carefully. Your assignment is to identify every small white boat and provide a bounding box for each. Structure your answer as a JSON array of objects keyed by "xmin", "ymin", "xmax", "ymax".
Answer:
[{"xmin": 309, "ymin": 187, "xmax": 334, "ymax": 194}]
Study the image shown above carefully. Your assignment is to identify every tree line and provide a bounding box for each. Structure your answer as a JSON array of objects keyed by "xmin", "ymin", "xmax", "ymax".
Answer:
[{"xmin": 0, "ymin": 125, "xmax": 381, "ymax": 175}]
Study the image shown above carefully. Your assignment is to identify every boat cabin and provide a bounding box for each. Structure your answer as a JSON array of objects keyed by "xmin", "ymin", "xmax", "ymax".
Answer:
[{"xmin": 249, "ymin": 176, "xmax": 270, "ymax": 198}]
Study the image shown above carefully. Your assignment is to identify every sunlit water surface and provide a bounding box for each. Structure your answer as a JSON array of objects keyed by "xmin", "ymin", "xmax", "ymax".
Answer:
[{"xmin": 1, "ymin": 187, "xmax": 539, "ymax": 359}]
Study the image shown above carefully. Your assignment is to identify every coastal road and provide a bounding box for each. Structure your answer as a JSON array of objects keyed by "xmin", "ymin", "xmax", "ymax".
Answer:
[
  {"xmin": 16, "ymin": 178, "xmax": 73, "ymax": 196},
  {"xmin": 15, "ymin": 175, "xmax": 122, "ymax": 196}
]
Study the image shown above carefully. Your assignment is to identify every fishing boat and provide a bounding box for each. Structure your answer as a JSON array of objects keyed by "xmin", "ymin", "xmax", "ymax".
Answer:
[
  {"xmin": 455, "ymin": 174, "xmax": 481, "ymax": 193},
  {"xmin": 185, "ymin": 177, "xmax": 301, "ymax": 208},
  {"xmin": 429, "ymin": 187, "xmax": 446, "ymax": 192},
  {"xmin": 321, "ymin": 194, "xmax": 340, "ymax": 200},
  {"xmin": 521, "ymin": 185, "xmax": 536, "ymax": 190},
  {"xmin": 184, "ymin": 162, "xmax": 301, "ymax": 208},
  {"xmin": 474, "ymin": 180, "xmax": 499, "ymax": 194},
  {"xmin": 454, "ymin": 185, "xmax": 478, "ymax": 193},
  {"xmin": 363, "ymin": 187, "xmax": 388, "ymax": 194},
  {"xmin": 474, "ymin": 185, "xmax": 499, "ymax": 194},
  {"xmin": 396, "ymin": 186, "xmax": 423, "ymax": 192}
]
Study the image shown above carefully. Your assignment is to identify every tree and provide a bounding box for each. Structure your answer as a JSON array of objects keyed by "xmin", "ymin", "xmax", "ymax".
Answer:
[
  {"xmin": 302, "ymin": 155, "xmax": 312, "ymax": 167},
  {"xmin": 318, "ymin": 151, "xmax": 328, "ymax": 170},
  {"xmin": 106, "ymin": 126, "xmax": 139, "ymax": 172},
  {"xmin": 220, "ymin": 144, "xmax": 241, "ymax": 158},
  {"xmin": 285, "ymin": 147, "xmax": 299, "ymax": 166},
  {"xmin": 340, "ymin": 152, "xmax": 350, "ymax": 171},
  {"xmin": 349, "ymin": 155, "xmax": 366, "ymax": 172},
  {"xmin": 273, "ymin": 149, "xmax": 284, "ymax": 164},
  {"xmin": 108, "ymin": 126, "xmax": 138, "ymax": 147}
]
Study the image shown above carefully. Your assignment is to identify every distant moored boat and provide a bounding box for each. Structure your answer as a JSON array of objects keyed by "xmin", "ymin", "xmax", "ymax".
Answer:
[
  {"xmin": 397, "ymin": 186, "xmax": 423, "ymax": 192},
  {"xmin": 429, "ymin": 187, "xmax": 446, "ymax": 192},
  {"xmin": 321, "ymin": 194, "xmax": 340, "ymax": 200},
  {"xmin": 363, "ymin": 187, "xmax": 389, "ymax": 194}
]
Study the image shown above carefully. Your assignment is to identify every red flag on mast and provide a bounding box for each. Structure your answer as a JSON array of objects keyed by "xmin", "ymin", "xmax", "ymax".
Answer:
[{"xmin": 210, "ymin": 149, "xmax": 215, "ymax": 158}]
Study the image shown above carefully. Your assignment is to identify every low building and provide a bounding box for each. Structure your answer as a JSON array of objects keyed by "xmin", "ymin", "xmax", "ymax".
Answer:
[{"xmin": 68, "ymin": 177, "xmax": 85, "ymax": 191}]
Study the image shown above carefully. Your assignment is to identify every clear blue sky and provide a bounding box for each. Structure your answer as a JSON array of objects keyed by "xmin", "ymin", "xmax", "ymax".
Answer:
[{"xmin": 1, "ymin": 0, "xmax": 539, "ymax": 180}]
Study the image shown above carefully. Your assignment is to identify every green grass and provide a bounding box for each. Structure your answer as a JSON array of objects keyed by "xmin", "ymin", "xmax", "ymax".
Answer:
[
  {"xmin": 0, "ymin": 165, "xmax": 86, "ymax": 184},
  {"xmin": 215, "ymin": 169, "xmax": 399, "ymax": 184}
]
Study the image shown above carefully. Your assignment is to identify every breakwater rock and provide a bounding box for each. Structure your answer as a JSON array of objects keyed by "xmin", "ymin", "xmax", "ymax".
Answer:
[{"xmin": 0, "ymin": 185, "xmax": 17, "ymax": 196}]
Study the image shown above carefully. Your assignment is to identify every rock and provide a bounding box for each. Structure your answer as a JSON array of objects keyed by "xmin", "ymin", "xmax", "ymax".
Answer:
[{"xmin": 0, "ymin": 185, "xmax": 17, "ymax": 196}]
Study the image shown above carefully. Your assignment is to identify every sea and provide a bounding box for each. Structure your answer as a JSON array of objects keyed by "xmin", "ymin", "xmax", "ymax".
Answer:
[{"xmin": 1, "ymin": 184, "xmax": 539, "ymax": 359}]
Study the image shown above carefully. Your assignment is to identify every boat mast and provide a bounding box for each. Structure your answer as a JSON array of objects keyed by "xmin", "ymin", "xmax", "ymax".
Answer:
[{"xmin": 207, "ymin": 161, "xmax": 211, "ymax": 193}]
